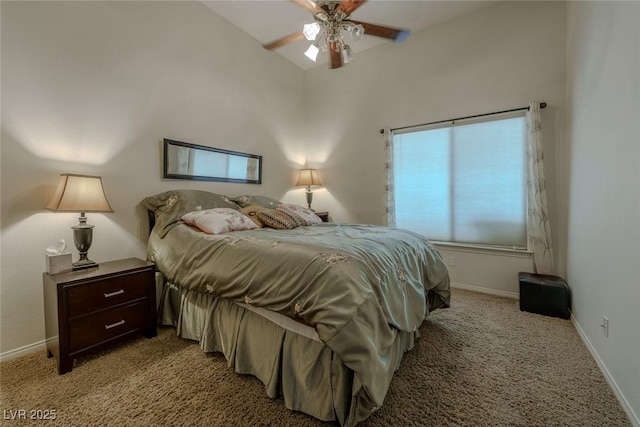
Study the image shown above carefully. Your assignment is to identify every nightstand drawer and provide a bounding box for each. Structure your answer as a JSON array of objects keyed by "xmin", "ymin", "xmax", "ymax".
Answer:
[
  {"xmin": 67, "ymin": 272, "xmax": 150, "ymax": 318},
  {"xmin": 69, "ymin": 301, "xmax": 151, "ymax": 353}
]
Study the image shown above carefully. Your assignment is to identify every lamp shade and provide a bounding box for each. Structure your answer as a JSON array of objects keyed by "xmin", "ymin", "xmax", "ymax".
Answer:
[
  {"xmin": 295, "ymin": 169, "xmax": 322, "ymax": 187},
  {"xmin": 46, "ymin": 174, "xmax": 114, "ymax": 213},
  {"xmin": 303, "ymin": 22, "xmax": 321, "ymax": 41},
  {"xmin": 304, "ymin": 44, "xmax": 320, "ymax": 62}
]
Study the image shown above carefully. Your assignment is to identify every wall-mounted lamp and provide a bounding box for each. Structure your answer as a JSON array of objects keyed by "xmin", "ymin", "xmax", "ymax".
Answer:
[
  {"xmin": 46, "ymin": 174, "xmax": 114, "ymax": 270},
  {"xmin": 295, "ymin": 169, "xmax": 322, "ymax": 211}
]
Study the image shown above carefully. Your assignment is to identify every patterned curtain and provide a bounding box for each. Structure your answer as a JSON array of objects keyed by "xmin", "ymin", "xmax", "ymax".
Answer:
[
  {"xmin": 384, "ymin": 127, "xmax": 396, "ymax": 227},
  {"xmin": 178, "ymin": 146, "xmax": 192, "ymax": 174},
  {"xmin": 526, "ymin": 101, "xmax": 555, "ymax": 275},
  {"xmin": 246, "ymin": 158, "xmax": 257, "ymax": 181}
]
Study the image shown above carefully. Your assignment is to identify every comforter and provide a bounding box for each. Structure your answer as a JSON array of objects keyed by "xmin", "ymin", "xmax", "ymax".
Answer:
[{"xmin": 148, "ymin": 222, "xmax": 450, "ymax": 424}]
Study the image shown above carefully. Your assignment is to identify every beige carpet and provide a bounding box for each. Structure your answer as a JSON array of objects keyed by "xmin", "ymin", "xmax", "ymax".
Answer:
[{"xmin": 0, "ymin": 288, "xmax": 631, "ymax": 426}]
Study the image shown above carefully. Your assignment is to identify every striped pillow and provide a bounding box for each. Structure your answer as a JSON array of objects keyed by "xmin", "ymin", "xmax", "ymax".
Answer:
[
  {"xmin": 276, "ymin": 208, "xmax": 307, "ymax": 227},
  {"xmin": 256, "ymin": 209, "xmax": 298, "ymax": 230}
]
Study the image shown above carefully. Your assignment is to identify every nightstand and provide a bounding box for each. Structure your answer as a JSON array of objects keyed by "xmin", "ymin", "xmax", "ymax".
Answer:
[
  {"xmin": 316, "ymin": 211, "xmax": 329, "ymax": 222},
  {"xmin": 43, "ymin": 257, "xmax": 156, "ymax": 374}
]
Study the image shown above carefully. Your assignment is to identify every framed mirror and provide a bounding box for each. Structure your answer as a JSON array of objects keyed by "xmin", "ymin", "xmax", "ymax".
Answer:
[{"xmin": 163, "ymin": 139, "xmax": 262, "ymax": 184}]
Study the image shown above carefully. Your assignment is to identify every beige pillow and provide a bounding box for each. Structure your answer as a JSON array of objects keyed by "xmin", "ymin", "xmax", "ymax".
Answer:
[{"xmin": 239, "ymin": 205, "xmax": 266, "ymax": 228}]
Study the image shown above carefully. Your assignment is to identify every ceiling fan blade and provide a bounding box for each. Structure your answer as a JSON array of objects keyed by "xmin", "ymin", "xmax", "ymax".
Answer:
[
  {"xmin": 348, "ymin": 20, "xmax": 410, "ymax": 42},
  {"xmin": 337, "ymin": 0, "xmax": 366, "ymax": 16},
  {"xmin": 329, "ymin": 41, "xmax": 343, "ymax": 69},
  {"xmin": 263, "ymin": 31, "xmax": 305, "ymax": 50},
  {"xmin": 290, "ymin": 0, "xmax": 321, "ymax": 14}
]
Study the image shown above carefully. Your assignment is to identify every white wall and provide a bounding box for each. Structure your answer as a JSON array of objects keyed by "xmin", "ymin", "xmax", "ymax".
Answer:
[
  {"xmin": 2, "ymin": 1, "xmax": 638, "ymax": 423},
  {"xmin": 565, "ymin": 2, "xmax": 640, "ymax": 424},
  {"xmin": 0, "ymin": 0, "xmax": 568, "ymax": 351},
  {"xmin": 0, "ymin": 1, "xmax": 305, "ymax": 354},
  {"xmin": 305, "ymin": 1, "xmax": 567, "ymax": 294}
]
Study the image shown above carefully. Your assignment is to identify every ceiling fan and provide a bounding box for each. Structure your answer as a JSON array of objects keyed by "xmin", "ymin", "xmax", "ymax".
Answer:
[{"xmin": 263, "ymin": 0, "xmax": 410, "ymax": 69}]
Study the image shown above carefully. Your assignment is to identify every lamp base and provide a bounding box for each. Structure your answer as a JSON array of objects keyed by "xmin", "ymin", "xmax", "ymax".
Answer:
[
  {"xmin": 305, "ymin": 188, "xmax": 315, "ymax": 211},
  {"xmin": 72, "ymin": 213, "xmax": 98, "ymax": 270},
  {"xmin": 73, "ymin": 259, "xmax": 98, "ymax": 270}
]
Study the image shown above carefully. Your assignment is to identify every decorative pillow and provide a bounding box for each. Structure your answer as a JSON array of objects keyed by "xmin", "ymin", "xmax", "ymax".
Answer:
[
  {"xmin": 278, "ymin": 204, "xmax": 323, "ymax": 225},
  {"xmin": 239, "ymin": 205, "xmax": 266, "ymax": 228},
  {"xmin": 140, "ymin": 190, "xmax": 239, "ymax": 238},
  {"xmin": 256, "ymin": 209, "xmax": 298, "ymax": 230},
  {"xmin": 181, "ymin": 208, "xmax": 257, "ymax": 235},
  {"xmin": 232, "ymin": 195, "xmax": 282, "ymax": 209},
  {"xmin": 276, "ymin": 207, "xmax": 307, "ymax": 227}
]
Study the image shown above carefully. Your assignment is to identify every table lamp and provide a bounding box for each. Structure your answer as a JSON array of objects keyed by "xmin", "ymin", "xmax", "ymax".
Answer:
[
  {"xmin": 295, "ymin": 168, "xmax": 322, "ymax": 211},
  {"xmin": 46, "ymin": 174, "xmax": 114, "ymax": 270}
]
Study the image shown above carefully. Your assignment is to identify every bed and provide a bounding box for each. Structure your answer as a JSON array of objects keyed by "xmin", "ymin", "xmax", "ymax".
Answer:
[{"xmin": 142, "ymin": 189, "xmax": 450, "ymax": 426}]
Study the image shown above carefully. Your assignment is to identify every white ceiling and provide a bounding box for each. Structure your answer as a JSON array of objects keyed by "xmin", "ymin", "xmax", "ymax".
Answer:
[{"xmin": 201, "ymin": 0, "xmax": 497, "ymax": 70}]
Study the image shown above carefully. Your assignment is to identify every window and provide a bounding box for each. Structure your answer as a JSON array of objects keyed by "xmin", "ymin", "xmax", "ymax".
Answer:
[{"xmin": 391, "ymin": 111, "xmax": 527, "ymax": 249}]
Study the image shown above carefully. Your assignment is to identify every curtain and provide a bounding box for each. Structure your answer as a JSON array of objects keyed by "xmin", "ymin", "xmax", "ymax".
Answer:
[
  {"xmin": 177, "ymin": 146, "xmax": 192, "ymax": 174},
  {"xmin": 384, "ymin": 127, "xmax": 396, "ymax": 227},
  {"xmin": 246, "ymin": 158, "xmax": 258, "ymax": 181},
  {"xmin": 526, "ymin": 101, "xmax": 555, "ymax": 274}
]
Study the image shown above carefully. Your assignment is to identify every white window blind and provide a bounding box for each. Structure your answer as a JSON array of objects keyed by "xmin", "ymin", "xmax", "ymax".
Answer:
[{"xmin": 392, "ymin": 112, "xmax": 527, "ymax": 249}]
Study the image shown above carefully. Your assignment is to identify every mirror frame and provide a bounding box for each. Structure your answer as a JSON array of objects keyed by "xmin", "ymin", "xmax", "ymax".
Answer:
[{"xmin": 163, "ymin": 139, "xmax": 262, "ymax": 184}]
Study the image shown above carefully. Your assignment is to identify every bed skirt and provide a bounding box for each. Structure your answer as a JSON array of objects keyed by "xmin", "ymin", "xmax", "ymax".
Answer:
[{"xmin": 158, "ymin": 279, "xmax": 421, "ymax": 426}]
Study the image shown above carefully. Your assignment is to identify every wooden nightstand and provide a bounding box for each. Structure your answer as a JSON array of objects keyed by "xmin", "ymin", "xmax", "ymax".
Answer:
[
  {"xmin": 316, "ymin": 211, "xmax": 329, "ymax": 222},
  {"xmin": 43, "ymin": 257, "xmax": 156, "ymax": 374}
]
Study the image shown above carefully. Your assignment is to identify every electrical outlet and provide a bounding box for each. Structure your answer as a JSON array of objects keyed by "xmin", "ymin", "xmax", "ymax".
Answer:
[
  {"xmin": 447, "ymin": 256, "xmax": 456, "ymax": 267},
  {"xmin": 601, "ymin": 316, "xmax": 609, "ymax": 337}
]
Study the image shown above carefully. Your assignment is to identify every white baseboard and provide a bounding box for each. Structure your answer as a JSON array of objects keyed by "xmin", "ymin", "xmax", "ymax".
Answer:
[
  {"xmin": 450, "ymin": 281, "xmax": 519, "ymax": 299},
  {"xmin": 0, "ymin": 339, "xmax": 46, "ymax": 363},
  {"xmin": 571, "ymin": 316, "xmax": 639, "ymax": 427}
]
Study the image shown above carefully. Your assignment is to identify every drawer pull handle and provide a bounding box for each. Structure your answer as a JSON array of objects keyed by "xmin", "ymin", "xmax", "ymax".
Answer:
[
  {"xmin": 104, "ymin": 289, "xmax": 125, "ymax": 298},
  {"xmin": 104, "ymin": 320, "xmax": 125, "ymax": 330}
]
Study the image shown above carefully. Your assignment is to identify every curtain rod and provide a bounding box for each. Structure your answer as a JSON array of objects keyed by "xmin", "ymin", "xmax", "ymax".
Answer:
[{"xmin": 386, "ymin": 102, "xmax": 547, "ymax": 133}]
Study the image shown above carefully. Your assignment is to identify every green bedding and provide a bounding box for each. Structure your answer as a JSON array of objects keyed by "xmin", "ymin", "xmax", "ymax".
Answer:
[{"xmin": 148, "ymin": 221, "xmax": 450, "ymax": 425}]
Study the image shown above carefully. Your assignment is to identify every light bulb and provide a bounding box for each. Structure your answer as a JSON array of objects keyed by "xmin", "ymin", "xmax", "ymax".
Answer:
[
  {"xmin": 303, "ymin": 22, "xmax": 321, "ymax": 41},
  {"xmin": 342, "ymin": 45, "xmax": 353, "ymax": 63},
  {"xmin": 304, "ymin": 44, "xmax": 319, "ymax": 61}
]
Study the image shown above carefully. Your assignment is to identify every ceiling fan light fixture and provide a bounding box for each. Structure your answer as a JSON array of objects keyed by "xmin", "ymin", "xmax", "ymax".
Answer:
[
  {"xmin": 263, "ymin": 0, "xmax": 410, "ymax": 70},
  {"xmin": 315, "ymin": 12, "xmax": 329, "ymax": 22},
  {"xmin": 348, "ymin": 23, "xmax": 365, "ymax": 40},
  {"xmin": 342, "ymin": 44, "xmax": 354, "ymax": 63},
  {"xmin": 303, "ymin": 22, "xmax": 321, "ymax": 41},
  {"xmin": 304, "ymin": 43, "xmax": 320, "ymax": 61}
]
